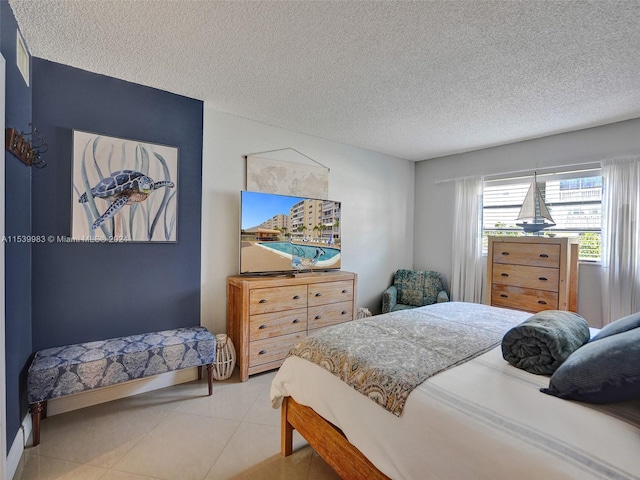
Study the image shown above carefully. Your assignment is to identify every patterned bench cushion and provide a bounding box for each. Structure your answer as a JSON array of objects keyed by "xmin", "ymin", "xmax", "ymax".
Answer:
[{"xmin": 28, "ymin": 326, "xmax": 216, "ymax": 404}]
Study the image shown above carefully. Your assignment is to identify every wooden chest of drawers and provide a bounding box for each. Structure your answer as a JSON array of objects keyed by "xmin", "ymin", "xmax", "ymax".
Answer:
[
  {"xmin": 227, "ymin": 271, "xmax": 357, "ymax": 381},
  {"xmin": 486, "ymin": 236, "xmax": 578, "ymax": 313}
]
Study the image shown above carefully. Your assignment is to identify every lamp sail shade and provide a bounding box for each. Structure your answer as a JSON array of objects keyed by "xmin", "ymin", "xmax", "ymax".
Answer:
[{"xmin": 516, "ymin": 172, "xmax": 556, "ymax": 233}]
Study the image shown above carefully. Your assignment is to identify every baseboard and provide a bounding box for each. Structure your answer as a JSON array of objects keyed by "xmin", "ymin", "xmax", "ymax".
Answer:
[
  {"xmin": 6, "ymin": 413, "xmax": 30, "ymax": 479},
  {"xmin": 46, "ymin": 367, "xmax": 199, "ymax": 417}
]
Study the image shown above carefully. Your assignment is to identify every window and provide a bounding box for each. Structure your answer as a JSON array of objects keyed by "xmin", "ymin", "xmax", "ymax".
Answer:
[{"xmin": 482, "ymin": 168, "xmax": 602, "ymax": 261}]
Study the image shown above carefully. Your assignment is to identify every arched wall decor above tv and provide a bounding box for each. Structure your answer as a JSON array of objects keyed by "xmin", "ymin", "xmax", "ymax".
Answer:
[{"xmin": 245, "ymin": 148, "xmax": 329, "ymax": 199}]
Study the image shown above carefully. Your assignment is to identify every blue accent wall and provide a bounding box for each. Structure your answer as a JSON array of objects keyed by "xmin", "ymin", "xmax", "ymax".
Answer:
[
  {"xmin": 2, "ymin": 1, "xmax": 33, "ymax": 447},
  {"xmin": 2, "ymin": 5, "xmax": 203, "ymax": 450},
  {"xmin": 31, "ymin": 59, "xmax": 203, "ymax": 351}
]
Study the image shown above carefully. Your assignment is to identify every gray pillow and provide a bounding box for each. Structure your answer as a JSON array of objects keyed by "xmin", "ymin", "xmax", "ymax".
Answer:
[
  {"xmin": 541, "ymin": 327, "xmax": 640, "ymax": 403},
  {"xmin": 591, "ymin": 311, "xmax": 640, "ymax": 341}
]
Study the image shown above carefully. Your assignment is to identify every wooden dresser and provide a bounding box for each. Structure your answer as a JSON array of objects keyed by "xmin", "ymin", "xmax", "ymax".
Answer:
[
  {"xmin": 227, "ymin": 271, "xmax": 357, "ymax": 381},
  {"xmin": 486, "ymin": 236, "xmax": 578, "ymax": 313}
]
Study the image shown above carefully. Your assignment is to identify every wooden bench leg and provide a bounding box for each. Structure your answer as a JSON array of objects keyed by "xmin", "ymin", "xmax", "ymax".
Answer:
[
  {"xmin": 197, "ymin": 365, "xmax": 213, "ymax": 395},
  {"xmin": 207, "ymin": 364, "xmax": 213, "ymax": 396},
  {"xmin": 30, "ymin": 401, "xmax": 46, "ymax": 446}
]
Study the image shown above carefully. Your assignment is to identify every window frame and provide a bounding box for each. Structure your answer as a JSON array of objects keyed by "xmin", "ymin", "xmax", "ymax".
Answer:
[{"xmin": 482, "ymin": 166, "xmax": 602, "ymax": 263}]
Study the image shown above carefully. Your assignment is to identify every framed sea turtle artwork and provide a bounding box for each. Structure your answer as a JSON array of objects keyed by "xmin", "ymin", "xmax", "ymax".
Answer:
[{"xmin": 71, "ymin": 131, "xmax": 179, "ymax": 242}]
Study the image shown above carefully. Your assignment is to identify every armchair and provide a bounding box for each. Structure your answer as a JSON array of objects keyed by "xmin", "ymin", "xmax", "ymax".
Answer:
[{"xmin": 382, "ymin": 269, "xmax": 449, "ymax": 313}]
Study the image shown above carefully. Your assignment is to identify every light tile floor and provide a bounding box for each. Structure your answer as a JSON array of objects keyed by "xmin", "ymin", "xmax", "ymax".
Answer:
[{"xmin": 14, "ymin": 370, "xmax": 341, "ymax": 480}]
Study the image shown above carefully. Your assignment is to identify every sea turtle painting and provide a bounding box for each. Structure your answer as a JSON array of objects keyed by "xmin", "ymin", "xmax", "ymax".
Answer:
[{"xmin": 78, "ymin": 169, "xmax": 175, "ymax": 230}]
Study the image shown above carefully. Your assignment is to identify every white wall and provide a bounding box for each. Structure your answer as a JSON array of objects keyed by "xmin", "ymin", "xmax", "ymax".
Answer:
[
  {"xmin": 414, "ymin": 118, "xmax": 640, "ymax": 328},
  {"xmin": 201, "ymin": 108, "xmax": 415, "ymax": 333}
]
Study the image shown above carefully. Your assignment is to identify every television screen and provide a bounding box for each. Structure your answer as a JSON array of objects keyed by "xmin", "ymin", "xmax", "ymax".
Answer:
[{"xmin": 240, "ymin": 191, "xmax": 342, "ymax": 274}]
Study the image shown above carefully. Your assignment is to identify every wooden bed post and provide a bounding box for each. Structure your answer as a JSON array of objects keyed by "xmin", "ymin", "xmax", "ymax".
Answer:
[
  {"xmin": 281, "ymin": 396, "xmax": 390, "ymax": 479},
  {"xmin": 281, "ymin": 396, "xmax": 294, "ymax": 456}
]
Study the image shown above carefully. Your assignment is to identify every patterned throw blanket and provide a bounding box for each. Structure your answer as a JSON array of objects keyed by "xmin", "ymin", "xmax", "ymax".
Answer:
[{"xmin": 289, "ymin": 302, "xmax": 530, "ymax": 416}]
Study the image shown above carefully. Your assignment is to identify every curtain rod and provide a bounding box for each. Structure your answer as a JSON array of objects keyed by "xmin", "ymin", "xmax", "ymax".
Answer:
[
  {"xmin": 244, "ymin": 147, "xmax": 330, "ymax": 172},
  {"xmin": 435, "ymin": 161, "xmax": 602, "ymax": 184}
]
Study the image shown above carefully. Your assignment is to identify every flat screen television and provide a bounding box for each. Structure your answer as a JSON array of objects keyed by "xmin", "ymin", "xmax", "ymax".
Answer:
[{"xmin": 240, "ymin": 191, "xmax": 342, "ymax": 274}]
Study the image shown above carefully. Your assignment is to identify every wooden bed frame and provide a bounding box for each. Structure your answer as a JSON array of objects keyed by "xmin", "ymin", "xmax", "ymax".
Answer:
[{"xmin": 281, "ymin": 396, "xmax": 390, "ymax": 480}]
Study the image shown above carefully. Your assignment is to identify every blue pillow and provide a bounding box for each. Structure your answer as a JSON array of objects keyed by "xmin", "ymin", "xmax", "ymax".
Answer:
[
  {"xmin": 591, "ymin": 311, "xmax": 640, "ymax": 341},
  {"xmin": 540, "ymin": 328, "xmax": 640, "ymax": 403}
]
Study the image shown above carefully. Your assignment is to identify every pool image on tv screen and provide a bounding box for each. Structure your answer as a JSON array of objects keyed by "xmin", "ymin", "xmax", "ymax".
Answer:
[{"xmin": 240, "ymin": 191, "xmax": 342, "ymax": 274}]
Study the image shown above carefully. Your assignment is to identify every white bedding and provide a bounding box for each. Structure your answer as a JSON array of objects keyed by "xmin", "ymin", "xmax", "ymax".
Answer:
[{"xmin": 271, "ymin": 318, "xmax": 640, "ymax": 479}]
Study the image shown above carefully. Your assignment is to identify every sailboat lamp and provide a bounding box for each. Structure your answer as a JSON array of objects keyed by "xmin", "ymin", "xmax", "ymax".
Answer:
[{"xmin": 516, "ymin": 172, "xmax": 556, "ymax": 234}]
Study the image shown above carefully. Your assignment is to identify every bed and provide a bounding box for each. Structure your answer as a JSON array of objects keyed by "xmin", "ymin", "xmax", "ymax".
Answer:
[{"xmin": 270, "ymin": 302, "xmax": 640, "ymax": 480}]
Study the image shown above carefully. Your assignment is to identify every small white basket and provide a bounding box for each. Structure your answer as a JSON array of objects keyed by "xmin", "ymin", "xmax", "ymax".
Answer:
[{"xmin": 213, "ymin": 334, "xmax": 236, "ymax": 380}]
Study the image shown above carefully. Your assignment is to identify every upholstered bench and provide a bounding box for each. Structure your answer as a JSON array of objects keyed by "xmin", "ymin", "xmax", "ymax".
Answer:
[{"xmin": 27, "ymin": 326, "xmax": 216, "ymax": 446}]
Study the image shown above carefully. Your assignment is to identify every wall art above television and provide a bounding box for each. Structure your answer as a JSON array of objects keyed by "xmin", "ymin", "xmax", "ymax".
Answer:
[
  {"xmin": 71, "ymin": 130, "xmax": 178, "ymax": 242},
  {"xmin": 240, "ymin": 191, "xmax": 341, "ymax": 274}
]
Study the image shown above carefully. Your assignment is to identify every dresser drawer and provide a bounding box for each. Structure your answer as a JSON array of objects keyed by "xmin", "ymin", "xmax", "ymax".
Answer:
[
  {"xmin": 249, "ymin": 285, "xmax": 307, "ymax": 315},
  {"xmin": 249, "ymin": 308, "xmax": 308, "ymax": 340},
  {"xmin": 492, "ymin": 242, "xmax": 560, "ymax": 268},
  {"xmin": 491, "ymin": 284, "xmax": 558, "ymax": 312},
  {"xmin": 249, "ymin": 332, "xmax": 306, "ymax": 367},
  {"xmin": 308, "ymin": 280, "xmax": 354, "ymax": 307},
  {"xmin": 492, "ymin": 264, "xmax": 559, "ymax": 292},
  {"xmin": 308, "ymin": 300, "xmax": 353, "ymax": 329},
  {"xmin": 228, "ymin": 271, "xmax": 357, "ymax": 381}
]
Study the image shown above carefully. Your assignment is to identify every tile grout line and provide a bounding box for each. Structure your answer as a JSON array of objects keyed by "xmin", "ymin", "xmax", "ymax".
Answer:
[
  {"xmin": 202, "ymin": 380, "xmax": 274, "ymax": 479},
  {"xmin": 105, "ymin": 418, "xmax": 171, "ymax": 480}
]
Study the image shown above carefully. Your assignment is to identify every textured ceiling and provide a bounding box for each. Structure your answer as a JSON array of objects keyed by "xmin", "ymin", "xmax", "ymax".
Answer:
[{"xmin": 9, "ymin": 0, "xmax": 640, "ymax": 161}]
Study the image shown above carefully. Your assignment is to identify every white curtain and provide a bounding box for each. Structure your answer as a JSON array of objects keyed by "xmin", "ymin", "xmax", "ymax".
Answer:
[
  {"xmin": 451, "ymin": 176, "xmax": 484, "ymax": 303},
  {"xmin": 601, "ymin": 156, "xmax": 640, "ymax": 324}
]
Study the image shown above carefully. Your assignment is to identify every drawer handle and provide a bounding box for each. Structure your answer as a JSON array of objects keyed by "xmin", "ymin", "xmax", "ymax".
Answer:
[
  {"xmin": 539, "ymin": 254, "xmax": 549, "ymax": 258},
  {"xmin": 292, "ymin": 319, "xmax": 300, "ymax": 324},
  {"xmin": 259, "ymin": 299, "xmax": 267, "ymax": 304},
  {"xmin": 342, "ymin": 289, "xmax": 348, "ymax": 293},
  {"xmin": 315, "ymin": 315, "xmax": 321, "ymax": 320},
  {"xmin": 538, "ymin": 300, "xmax": 547, "ymax": 305},
  {"xmin": 341, "ymin": 310, "xmax": 347, "ymax": 315},
  {"xmin": 258, "ymin": 324, "xmax": 267, "ymax": 329},
  {"xmin": 538, "ymin": 277, "xmax": 548, "ymax": 281},
  {"xmin": 315, "ymin": 293, "xmax": 322, "ymax": 297},
  {"xmin": 258, "ymin": 350, "xmax": 267, "ymax": 355},
  {"xmin": 293, "ymin": 295, "xmax": 300, "ymax": 299},
  {"xmin": 501, "ymin": 273, "xmax": 509, "ymax": 277},
  {"xmin": 501, "ymin": 252, "xmax": 510, "ymax": 256},
  {"xmin": 500, "ymin": 294, "xmax": 508, "ymax": 298}
]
